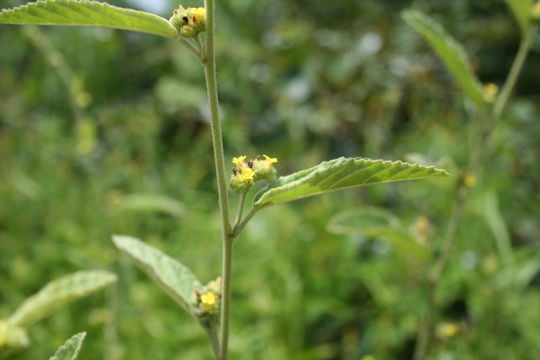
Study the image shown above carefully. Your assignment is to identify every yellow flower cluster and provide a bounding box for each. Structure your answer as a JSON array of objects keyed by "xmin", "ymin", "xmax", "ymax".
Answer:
[
  {"xmin": 169, "ymin": 5, "xmax": 207, "ymax": 38},
  {"xmin": 230, "ymin": 154, "xmax": 278, "ymax": 193},
  {"xmin": 195, "ymin": 277, "xmax": 222, "ymax": 317},
  {"xmin": 483, "ymin": 83, "xmax": 498, "ymax": 103}
]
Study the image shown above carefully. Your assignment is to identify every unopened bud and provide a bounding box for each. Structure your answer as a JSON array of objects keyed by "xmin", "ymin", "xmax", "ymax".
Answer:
[
  {"xmin": 532, "ymin": 3, "xmax": 540, "ymax": 22},
  {"xmin": 252, "ymin": 154, "xmax": 278, "ymax": 181}
]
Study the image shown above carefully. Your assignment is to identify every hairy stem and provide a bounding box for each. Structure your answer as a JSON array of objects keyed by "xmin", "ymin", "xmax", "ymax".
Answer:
[
  {"xmin": 201, "ymin": 0, "xmax": 235, "ymax": 359},
  {"xmin": 413, "ymin": 25, "xmax": 537, "ymax": 360}
]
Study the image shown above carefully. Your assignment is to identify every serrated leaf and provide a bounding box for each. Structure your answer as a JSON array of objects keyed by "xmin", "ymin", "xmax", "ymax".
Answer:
[
  {"xmin": 109, "ymin": 193, "xmax": 185, "ymax": 218},
  {"xmin": 402, "ymin": 10, "xmax": 487, "ymax": 106},
  {"xmin": 8, "ymin": 270, "xmax": 116, "ymax": 328},
  {"xmin": 0, "ymin": 0, "xmax": 178, "ymax": 39},
  {"xmin": 255, "ymin": 157, "xmax": 448, "ymax": 207},
  {"xmin": 327, "ymin": 207, "xmax": 429, "ymax": 260},
  {"xmin": 112, "ymin": 235, "xmax": 202, "ymax": 316},
  {"xmin": 505, "ymin": 0, "xmax": 533, "ymax": 35},
  {"xmin": 49, "ymin": 332, "xmax": 86, "ymax": 360}
]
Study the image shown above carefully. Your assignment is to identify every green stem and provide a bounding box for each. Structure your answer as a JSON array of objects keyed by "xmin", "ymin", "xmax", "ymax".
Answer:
[
  {"xmin": 232, "ymin": 193, "xmax": 247, "ymax": 229},
  {"xmin": 493, "ymin": 26, "xmax": 537, "ymax": 119},
  {"xmin": 413, "ymin": 26, "xmax": 537, "ymax": 360},
  {"xmin": 201, "ymin": 0, "xmax": 234, "ymax": 359},
  {"xmin": 176, "ymin": 35, "xmax": 203, "ymax": 59},
  {"xmin": 231, "ymin": 205, "xmax": 262, "ymax": 237}
]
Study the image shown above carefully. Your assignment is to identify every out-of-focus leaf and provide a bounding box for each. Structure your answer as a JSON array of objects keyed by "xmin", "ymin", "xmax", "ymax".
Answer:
[
  {"xmin": 112, "ymin": 235, "xmax": 201, "ymax": 315},
  {"xmin": 327, "ymin": 207, "xmax": 429, "ymax": 261},
  {"xmin": 0, "ymin": 0, "xmax": 177, "ymax": 39},
  {"xmin": 8, "ymin": 271, "xmax": 116, "ymax": 327},
  {"xmin": 479, "ymin": 190, "xmax": 512, "ymax": 265},
  {"xmin": 109, "ymin": 193, "xmax": 184, "ymax": 218},
  {"xmin": 49, "ymin": 332, "xmax": 86, "ymax": 360},
  {"xmin": 505, "ymin": 0, "xmax": 534, "ymax": 35},
  {"xmin": 255, "ymin": 157, "xmax": 448, "ymax": 207},
  {"xmin": 402, "ymin": 10, "xmax": 487, "ymax": 106}
]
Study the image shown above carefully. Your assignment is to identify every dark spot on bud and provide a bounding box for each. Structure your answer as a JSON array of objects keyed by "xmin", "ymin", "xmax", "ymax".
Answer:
[
  {"xmin": 232, "ymin": 168, "xmax": 237, "ymax": 176},
  {"xmin": 248, "ymin": 161, "xmax": 253, "ymax": 168},
  {"xmin": 182, "ymin": 16, "xmax": 189, "ymax": 23},
  {"xmin": 256, "ymin": 156, "xmax": 260, "ymax": 160}
]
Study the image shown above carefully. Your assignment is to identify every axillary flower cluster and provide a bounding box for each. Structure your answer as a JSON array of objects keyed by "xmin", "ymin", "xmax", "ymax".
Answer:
[
  {"xmin": 194, "ymin": 277, "xmax": 222, "ymax": 317},
  {"xmin": 169, "ymin": 5, "xmax": 206, "ymax": 38},
  {"xmin": 230, "ymin": 155, "xmax": 278, "ymax": 194}
]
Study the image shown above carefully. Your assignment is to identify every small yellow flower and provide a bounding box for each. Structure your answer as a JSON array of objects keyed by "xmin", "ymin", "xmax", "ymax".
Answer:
[
  {"xmin": 436, "ymin": 322, "xmax": 460, "ymax": 339},
  {"xmin": 232, "ymin": 156, "xmax": 247, "ymax": 167},
  {"xmin": 238, "ymin": 168, "xmax": 255, "ymax": 181},
  {"xmin": 532, "ymin": 3, "xmax": 540, "ymax": 20},
  {"xmin": 263, "ymin": 154, "xmax": 278, "ymax": 164},
  {"xmin": 463, "ymin": 173, "xmax": 476, "ymax": 188},
  {"xmin": 483, "ymin": 83, "xmax": 498, "ymax": 102},
  {"xmin": 201, "ymin": 292, "xmax": 217, "ymax": 306}
]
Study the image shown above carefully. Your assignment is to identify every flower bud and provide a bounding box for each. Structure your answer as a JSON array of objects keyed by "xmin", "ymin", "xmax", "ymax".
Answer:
[
  {"xmin": 194, "ymin": 278, "xmax": 222, "ymax": 317},
  {"xmin": 483, "ymin": 83, "xmax": 498, "ymax": 103},
  {"xmin": 169, "ymin": 5, "xmax": 206, "ymax": 38},
  {"xmin": 230, "ymin": 156, "xmax": 255, "ymax": 193},
  {"xmin": 252, "ymin": 155, "xmax": 278, "ymax": 181}
]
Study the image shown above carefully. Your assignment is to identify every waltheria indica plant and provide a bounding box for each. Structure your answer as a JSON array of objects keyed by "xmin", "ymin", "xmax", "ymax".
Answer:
[{"xmin": 0, "ymin": 1, "xmax": 451, "ymax": 358}]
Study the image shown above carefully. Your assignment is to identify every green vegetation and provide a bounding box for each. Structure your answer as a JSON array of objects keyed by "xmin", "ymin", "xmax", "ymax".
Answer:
[{"xmin": 1, "ymin": 0, "xmax": 539, "ymax": 359}]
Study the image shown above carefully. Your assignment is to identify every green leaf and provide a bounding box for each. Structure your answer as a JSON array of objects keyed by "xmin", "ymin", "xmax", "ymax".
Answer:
[
  {"xmin": 255, "ymin": 157, "xmax": 448, "ymax": 207},
  {"xmin": 505, "ymin": 0, "xmax": 533, "ymax": 35},
  {"xmin": 8, "ymin": 270, "xmax": 116, "ymax": 327},
  {"xmin": 112, "ymin": 235, "xmax": 202, "ymax": 316},
  {"xmin": 0, "ymin": 0, "xmax": 178, "ymax": 40},
  {"xmin": 327, "ymin": 207, "xmax": 429, "ymax": 260},
  {"xmin": 402, "ymin": 10, "xmax": 487, "ymax": 106},
  {"xmin": 109, "ymin": 193, "xmax": 185, "ymax": 218},
  {"xmin": 49, "ymin": 332, "xmax": 86, "ymax": 360}
]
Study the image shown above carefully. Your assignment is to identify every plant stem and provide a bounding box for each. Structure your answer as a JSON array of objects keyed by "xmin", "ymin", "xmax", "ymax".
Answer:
[
  {"xmin": 413, "ymin": 25, "xmax": 537, "ymax": 360},
  {"xmin": 493, "ymin": 26, "xmax": 537, "ymax": 119},
  {"xmin": 232, "ymin": 193, "xmax": 247, "ymax": 229},
  {"xmin": 231, "ymin": 205, "xmax": 262, "ymax": 237},
  {"xmin": 201, "ymin": 0, "xmax": 235, "ymax": 359}
]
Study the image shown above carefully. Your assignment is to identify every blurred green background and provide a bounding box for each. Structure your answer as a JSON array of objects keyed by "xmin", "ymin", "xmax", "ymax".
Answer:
[{"xmin": 1, "ymin": 0, "xmax": 539, "ymax": 359}]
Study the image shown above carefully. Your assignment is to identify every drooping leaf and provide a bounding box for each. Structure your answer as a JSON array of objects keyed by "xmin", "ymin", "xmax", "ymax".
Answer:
[
  {"xmin": 8, "ymin": 270, "xmax": 116, "ymax": 327},
  {"xmin": 109, "ymin": 193, "xmax": 185, "ymax": 218},
  {"xmin": 49, "ymin": 332, "xmax": 86, "ymax": 360},
  {"xmin": 255, "ymin": 157, "xmax": 448, "ymax": 207},
  {"xmin": 0, "ymin": 0, "xmax": 178, "ymax": 40},
  {"xmin": 327, "ymin": 207, "xmax": 429, "ymax": 260},
  {"xmin": 505, "ymin": 0, "xmax": 533, "ymax": 35},
  {"xmin": 402, "ymin": 10, "xmax": 487, "ymax": 106},
  {"xmin": 112, "ymin": 235, "xmax": 202, "ymax": 315}
]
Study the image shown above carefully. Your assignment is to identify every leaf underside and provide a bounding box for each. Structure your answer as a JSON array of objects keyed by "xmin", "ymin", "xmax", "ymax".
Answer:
[
  {"xmin": 255, "ymin": 157, "xmax": 449, "ymax": 206},
  {"xmin": 49, "ymin": 332, "xmax": 86, "ymax": 360},
  {"xmin": 402, "ymin": 10, "xmax": 487, "ymax": 107},
  {"xmin": 112, "ymin": 235, "xmax": 202, "ymax": 316},
  {"xmin": 0, "ymin": 0, "xmax": 177, "ymax": 39},
  {"xmin": 8, "ymin": 270, "xmax": 116, "ymax": 327}
]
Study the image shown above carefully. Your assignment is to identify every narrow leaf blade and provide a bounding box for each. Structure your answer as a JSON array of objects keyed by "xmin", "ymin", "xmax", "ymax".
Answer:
[
  {"xmin": 403, "ymin": 10, "xmax": 487, "ymax": 106},
  {"xmin": 255, "ymin": 157, "xmax": 449, "ymax": 206},
  {"xmin": 505, "ymin": 0, "xmax": 533, "ymax": 34},
  {"xmin": 49, "ymin": 332, "xmax": 86, "ymax": 360},
  {"xmin": 9, "ymin": 270, "xmax": 116, "ymax": 327},
  {"xmin": 112, "ymin": 235, "xmax": 202, "ymax": 315},
  {"xmin": 0, "ymin": 0, "xmax": 178, "ymax": 39}
]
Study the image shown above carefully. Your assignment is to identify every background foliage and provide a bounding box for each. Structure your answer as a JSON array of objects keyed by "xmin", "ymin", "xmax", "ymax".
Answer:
[{"xmin": 1, "ymin": 0, "xmax": 539, "ymax": 359}]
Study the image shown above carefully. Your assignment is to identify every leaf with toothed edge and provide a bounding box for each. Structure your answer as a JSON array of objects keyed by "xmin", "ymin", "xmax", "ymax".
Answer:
[
  {"xmin": 255, "ymin": 157, "xmax": 449, "ymax": 206},
  {"xmin": 49, "ymin": 332, "xmax": 86, "ymax": 360},
  {"xmin": 0, "ymin": 0, "xmax": 178, "ymax": 39},
  {"xmin": 112, "ymin": 235, "xmax": 202, "ymax": 316}
]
